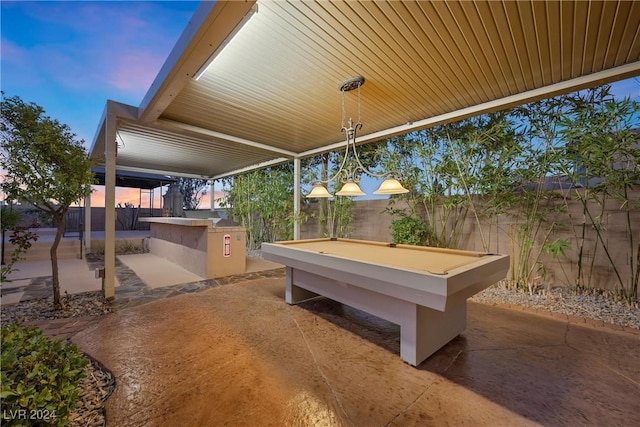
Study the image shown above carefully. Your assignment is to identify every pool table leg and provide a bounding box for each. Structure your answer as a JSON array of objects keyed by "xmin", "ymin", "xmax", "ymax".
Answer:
[
  {"xmin": 285, "ymin": 267, "xmax": 321, "ymax": 304},
  {"xmin": 401, "ymin": 302, "xmax": 467, "ymax": 366}
]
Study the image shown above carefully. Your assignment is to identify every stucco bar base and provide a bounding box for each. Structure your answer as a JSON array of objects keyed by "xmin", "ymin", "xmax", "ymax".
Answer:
[
  {"xmin": 286, "ymin": 267, "xmax": 466, "ymax": 366},
  {"xmin": 140, "ymin": 217, "xmax": 246, "ymax": 279}
]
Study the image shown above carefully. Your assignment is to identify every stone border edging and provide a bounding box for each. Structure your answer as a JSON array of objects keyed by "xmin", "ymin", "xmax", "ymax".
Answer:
[{"xmin": 482, "ymin": 301, "xmax": 640, "ymax": 336}]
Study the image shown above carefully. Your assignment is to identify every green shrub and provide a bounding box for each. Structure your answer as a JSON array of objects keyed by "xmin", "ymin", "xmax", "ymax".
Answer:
[
  {"xmin": 1, "ymin": 322, "xmax": 88, "ymax": 426},
  {"xmin": 391, "ymin": 215, "xmax": 428, "ymax": 246},
  {"xmin": 116, "ymin": 239, "xmax": 147, "ymax": 254},
  {"xmin": 89, "ymin": 244, "xmax": 105, "ymax": 256}
]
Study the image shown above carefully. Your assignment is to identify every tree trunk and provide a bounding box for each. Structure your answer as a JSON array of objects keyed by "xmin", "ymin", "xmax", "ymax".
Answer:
[
  {"xmin": 634, "ymin": 242, "xmax": 639, "ymax": 302},
  {"xmin": 50, "ymin": 213, "xmax": 66, "ymax": 309}
]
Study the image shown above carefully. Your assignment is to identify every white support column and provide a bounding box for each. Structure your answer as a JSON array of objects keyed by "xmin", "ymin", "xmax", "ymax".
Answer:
[
  {"xmin": 84, "ymin": 195, "xmax": 91, "ymax": 252},
  {"xmin": 103, "ymin": 112, "xmax": 117, "ymax": 299},
  {"xmin": 210, "ymin": 179, "xmax": 215, "ymax": 211},
  {"xmin": 293, "ymin": 158, "xmax": 301, "ymax": 240}
]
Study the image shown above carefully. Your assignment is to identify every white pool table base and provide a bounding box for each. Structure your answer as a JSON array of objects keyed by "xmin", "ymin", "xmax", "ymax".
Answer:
[{"xmin": 286, "ymin": 267, "xmax": 467, "ymax": 366}]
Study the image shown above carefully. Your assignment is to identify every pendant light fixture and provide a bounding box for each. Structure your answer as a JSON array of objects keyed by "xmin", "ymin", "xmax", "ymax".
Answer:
[{"xmin": 307, "ymin": 76, "xmax": 409, "ymax": 198}]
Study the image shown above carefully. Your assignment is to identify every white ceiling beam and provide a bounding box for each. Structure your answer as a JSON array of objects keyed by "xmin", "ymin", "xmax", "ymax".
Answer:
[
  {"xmin": 211, "ymin": 158, "xmax": 291, "ymax": 180},
  {"xmin": 91, "ymin": 163, "xmax": 212, "ymax": 180},
  {"xmin": 153, "ymin": 118, "xmax": 298, "ymax": 157}
]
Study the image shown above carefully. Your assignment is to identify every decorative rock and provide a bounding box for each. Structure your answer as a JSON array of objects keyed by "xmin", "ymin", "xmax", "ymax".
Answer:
[
  {"xmin": 1, "ymin": 291, "xmax": 113, "ymax": 324},
  {"xmin": 470, "ymin": 284, "xmax": 639, "ymax": 329},
  {"xmin": 68, "ymin": 358, "xmax": 115, "ymax": 427}
]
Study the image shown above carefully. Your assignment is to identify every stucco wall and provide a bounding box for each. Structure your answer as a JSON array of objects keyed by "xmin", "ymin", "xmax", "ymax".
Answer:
[{"xmin": 301, "ymin": 188, "xmax": 640, "ymax": 292}]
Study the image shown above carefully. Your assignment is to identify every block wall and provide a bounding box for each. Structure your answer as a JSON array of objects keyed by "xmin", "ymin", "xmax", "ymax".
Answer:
[{"xmin": 301, "ymin": 188, "xmax": 640, "ymax": 293}]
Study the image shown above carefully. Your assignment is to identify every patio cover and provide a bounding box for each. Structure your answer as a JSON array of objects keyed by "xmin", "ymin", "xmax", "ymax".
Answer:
[
  {"xmin": 88, "ymin": 0, "xmax": 640, "ymax": 297},
  {"xmin": 91, "ymin": 168, "xmax": 176, "ymax": 190}
]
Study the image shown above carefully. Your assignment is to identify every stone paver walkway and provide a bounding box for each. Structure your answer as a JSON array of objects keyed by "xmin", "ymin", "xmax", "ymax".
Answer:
[
  {"xmin": 25, "ymin": 254, "xmax": 284, "ymax": 339},
  {"xmin": 84, "ymin": 252, "xmax": 285, "ymax": 310},
  {"xmin": 31, "ymin": 316, "xmax": 103, "ymax": 341}
]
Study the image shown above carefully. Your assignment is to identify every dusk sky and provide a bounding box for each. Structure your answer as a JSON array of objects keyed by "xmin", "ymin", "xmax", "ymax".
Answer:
[
  {"xmin": 2, "ymin": 1, "xmax": 639, "ymax": 208},
  {"xmin": 1, "ymin": 0, "xmax": 207, "ymax": 207}
]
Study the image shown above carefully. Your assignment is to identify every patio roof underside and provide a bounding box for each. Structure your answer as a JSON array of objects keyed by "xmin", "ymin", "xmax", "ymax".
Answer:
[{"xmin": 90, "ymin": 0, "xmax": 640, "ymax": 180}]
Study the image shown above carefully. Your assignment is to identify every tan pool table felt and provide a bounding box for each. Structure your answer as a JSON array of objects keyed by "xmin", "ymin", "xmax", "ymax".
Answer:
[{"xmin": 275, "ymin": 239, "xmax": 488, "ymax": 275}]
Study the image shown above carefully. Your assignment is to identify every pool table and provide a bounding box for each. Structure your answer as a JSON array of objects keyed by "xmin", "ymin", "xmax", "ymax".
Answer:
[{"xmin": 261, "ymin": 238, "xmax": 509, "ymax": 366}]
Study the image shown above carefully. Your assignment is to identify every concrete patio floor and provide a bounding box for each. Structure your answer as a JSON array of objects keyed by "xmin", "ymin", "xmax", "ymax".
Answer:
[
  {"xmin": 3, "ymin": 234, "xmax": 638, "ymax": 425},
  {"xmin": 73, "ymin": 277, "xmax": 640, "ymax": 426}
]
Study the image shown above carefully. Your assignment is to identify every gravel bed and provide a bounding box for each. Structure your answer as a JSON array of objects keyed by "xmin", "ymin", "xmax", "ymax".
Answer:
[
  {"xmin": 1, "ymin": 291, "xmax": 113, "ymax": 324},
  {"xmin": 68, "ymin": 357, "xmax": 115, "ymax": 427},
  {"xmin": 471, "ymin": 284, "xmax": 640, "ymax": 329},
  {"xmin": 246, "ymin": 249, "xmax": 264, "ymax": 259}
]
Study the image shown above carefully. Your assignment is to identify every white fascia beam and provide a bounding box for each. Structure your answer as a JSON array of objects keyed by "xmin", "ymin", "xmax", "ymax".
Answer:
[
  {"xmin": 194, "ymin": 4, "xmax": 258, "ymax": 81},
  {"xmin": 299, "ymin": 62, "xmax": 640, "ymax": 159},
  {"xmin": 137, "ymin": 1, "xmax": 257, "ymax": 124},
  {"xmin": 105, "ymin": 164, "xmax": 211, "ymax": 180},
  {"xmin": 154, "ymin": 118, "xmax": 298, "ymax": 158},
  {"xmin": 211, "ymin": 157, "xmax": 292, "ymax": 180}
]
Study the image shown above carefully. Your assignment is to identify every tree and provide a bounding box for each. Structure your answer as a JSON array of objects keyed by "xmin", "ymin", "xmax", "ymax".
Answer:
[
  {"xmin": 378, "ymin": 112, "xmax": 520, "ymax": 250},
  {"xmin": 303, "ymin": 152, "xmax": 356, "ymax": 238},
  {"xmin": 559, "ymin": 86, "xmax": 640, "ymax": 301},
  {"xmin": 220, "ymin": 164, "xmax": 297, "ymax": 249},
  {"xmin": 0, "ymin": 94, "xmax": 95, "ymax": 308},
  {"xmin": 175, "ymin": 177, "xmax": 209, "ymax": 210}
]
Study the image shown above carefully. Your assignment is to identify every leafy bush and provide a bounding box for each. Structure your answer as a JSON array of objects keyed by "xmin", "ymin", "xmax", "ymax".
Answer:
[
  {"xmin": 0, "ymin": 221, "xmax": 39, "ymax": 284},
  {"xmin": 391, "ymin": 215, "xmax": 427, "ymax": 246},
  {"xmin": 1, "ymin": 322, "xmax": 88, "ymax": 426}
]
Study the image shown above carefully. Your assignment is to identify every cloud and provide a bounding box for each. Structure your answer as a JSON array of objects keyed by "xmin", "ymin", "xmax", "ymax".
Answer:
[
  {"xmin": 106, "ymin": 52, "xmax": 167, "ymax": 92},
  {"xmin": 1, "ymin": 37, "xmax": 27, "ymax": 63},
  {"xmin": 609, "ymin": 78, "xmax": 640, "ymax": 100},
  {"xmin": 0, "ymin": 37, "xmax": 42, "ymax": 87},
  {"xmin": 90, "ymin": 187, "xmax": 226, "ymax": 210},
  {"xmin": 3, "ymin": 1, "xmax": 194, "ymax": 103}
]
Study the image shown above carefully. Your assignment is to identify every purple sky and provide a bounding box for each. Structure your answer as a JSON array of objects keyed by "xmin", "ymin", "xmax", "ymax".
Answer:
[{"xmin": 1, "ymin": 1, "xmax": 200, "ymax": 149}]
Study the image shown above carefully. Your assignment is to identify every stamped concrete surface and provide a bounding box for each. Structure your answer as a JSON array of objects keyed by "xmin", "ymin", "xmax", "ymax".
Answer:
[{"xmin": 73, "ymin": 278, "xmax": 640, "ymax": 426}]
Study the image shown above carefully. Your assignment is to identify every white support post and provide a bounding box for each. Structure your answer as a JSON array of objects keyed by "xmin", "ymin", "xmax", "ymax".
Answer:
[
  {"xmin": 103, "ymin": 111, "xmax": 117, "ymax": 299},
  {"xmin": 210, "ymin": 179, "xmax": 215, "ymax": 211},
  {"xmin": 293, "ymin": 158, "xmax": 301, "ymax": 240}
]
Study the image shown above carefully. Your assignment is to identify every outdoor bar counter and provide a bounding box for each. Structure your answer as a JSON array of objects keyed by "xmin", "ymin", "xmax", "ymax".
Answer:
[{"xmin": 139, "ymin": 217, "xmax": 246, "ymax": 279}]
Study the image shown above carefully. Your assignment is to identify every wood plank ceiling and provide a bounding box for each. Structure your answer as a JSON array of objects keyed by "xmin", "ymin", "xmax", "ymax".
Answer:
[{"xmin": 91, "ymin": 0, "xmax": 640, "ymax": 179}]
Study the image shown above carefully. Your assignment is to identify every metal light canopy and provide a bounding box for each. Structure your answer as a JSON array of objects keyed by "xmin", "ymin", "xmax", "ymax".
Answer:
[{"xmin": 307, "ymin": 76, "xmax": 409, "ymax": 198}]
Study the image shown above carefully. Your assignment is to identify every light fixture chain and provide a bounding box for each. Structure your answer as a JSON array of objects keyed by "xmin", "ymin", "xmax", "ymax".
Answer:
[
  {"xmin": 357, "ymin": 82, "xmax": 362, "ymax": 124},
  {"xmin": 341, "ymin": 87, "xmax": 346, "ymax": 130}
]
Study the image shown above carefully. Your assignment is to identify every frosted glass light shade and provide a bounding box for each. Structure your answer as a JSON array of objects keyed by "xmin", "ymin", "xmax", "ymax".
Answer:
[
  {"xmin": 336, "ymin": 181, "xmax": 365, "ymax": 196},
  {"xmin": 306, "ymin": 184, "xmax": 332, "ymax": 198},
  {"xmin": 373, "ymin": 178, "xmax": 409, "ymax": 195}
]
